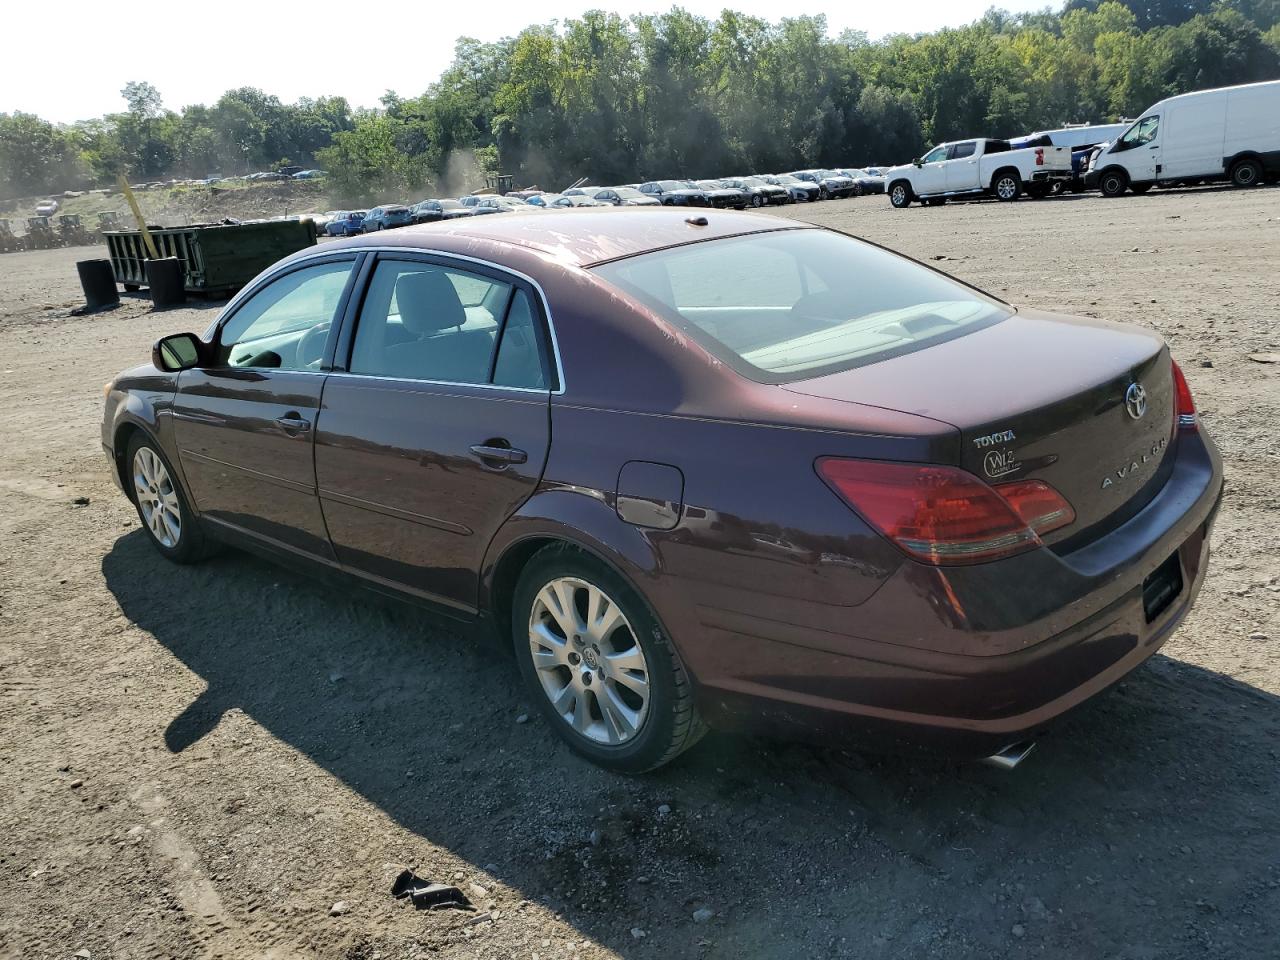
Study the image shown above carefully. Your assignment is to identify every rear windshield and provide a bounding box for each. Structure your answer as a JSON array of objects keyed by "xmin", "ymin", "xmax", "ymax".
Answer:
[{"xmin": 591, "ymin": 229, "xmax": 1010, "ymax": 383}]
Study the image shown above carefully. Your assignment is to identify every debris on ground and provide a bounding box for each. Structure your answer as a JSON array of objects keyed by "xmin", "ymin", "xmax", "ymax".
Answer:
[{"xmin": 391, "ymin": 870, "xmax": 473, "ymax": 911}]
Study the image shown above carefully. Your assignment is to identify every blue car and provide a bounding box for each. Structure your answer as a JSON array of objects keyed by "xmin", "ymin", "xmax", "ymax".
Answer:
[
  {"xmin": 362, "ymin": 205, "xmax": 413, "ymax": 231},
  {"xmin": 324, "ymin": 211, "xmax": 366, "ymax": 237}
]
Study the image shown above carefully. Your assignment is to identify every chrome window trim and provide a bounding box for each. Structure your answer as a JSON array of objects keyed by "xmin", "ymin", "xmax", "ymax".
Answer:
[
  {"xmin": 323, "ymin": 370, "xmax": 551, "ymax": 396},
  {"xmin": 228, "ymin": 244, "xmax": 567, "ymax": 395}
]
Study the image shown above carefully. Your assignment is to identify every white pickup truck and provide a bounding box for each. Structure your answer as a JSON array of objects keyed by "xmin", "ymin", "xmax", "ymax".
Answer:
[{"xmin": 884, "ymin": 137, "xmax": 1073, "ymax": 208}]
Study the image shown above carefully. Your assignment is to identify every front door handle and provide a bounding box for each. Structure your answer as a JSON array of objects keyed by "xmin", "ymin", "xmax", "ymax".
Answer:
[
  {"xmin": 274, "ymin": 414, "xmax": 311, "ymax": 435},
  {"xmin": 469, "ymin": 443, "xmax": 527, "ymax": 465}
]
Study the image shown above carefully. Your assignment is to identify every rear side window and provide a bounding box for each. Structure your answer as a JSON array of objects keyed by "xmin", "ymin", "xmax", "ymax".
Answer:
[
  {"xmin": 592, "ymin": 229, "xmax": 1010, "ymax": 383},
  {"xmin": 493, "ymin": 291, "xmax": 547, "ymax": 390},
  {"xmin": 950, "ymin": 141, "xmax": 977, "ymax": 159},
  {"xmin": 348, "ymin": 259, "xmax": 548, "ymax": 389}
]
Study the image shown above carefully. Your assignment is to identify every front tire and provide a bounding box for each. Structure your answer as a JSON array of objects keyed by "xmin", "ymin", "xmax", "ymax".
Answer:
[
  {"xmin": 1099, "ymin": 169, "xmax": 1128, "ymax": 197},
  {"xmin": 126, "ymin": 433, "xmax": 208, "ymax": 564},
  {"xmin": 1230, "ymin": 158, "xmax": 1263, "ymax": 188},
  {"xmin": 512, "ymin": 545, "xmax": 706, "ymax": 773},
  {"xmin": 750, "ymin": 193, "xmax": 763, "ymax": 208}
]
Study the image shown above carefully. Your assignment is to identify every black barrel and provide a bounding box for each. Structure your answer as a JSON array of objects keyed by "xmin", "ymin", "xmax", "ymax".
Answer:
[
  {"xmin": 76, "ymin": 259, "xmax": 119, "ymax": 310},
  {"xmin": 145, "ymin": 256, "xmax": 186, "ymax": 307}
]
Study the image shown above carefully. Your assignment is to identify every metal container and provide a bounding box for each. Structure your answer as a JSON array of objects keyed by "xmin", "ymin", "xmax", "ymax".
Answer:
[{"xmin": 103, "ymin": 219, "xmax": 317, "ymax": 294}]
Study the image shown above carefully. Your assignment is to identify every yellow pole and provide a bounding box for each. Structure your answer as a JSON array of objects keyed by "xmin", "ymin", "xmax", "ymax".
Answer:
[{"xmin": 117, "ymin": 175, "xmax": 159, "ymax": 259}]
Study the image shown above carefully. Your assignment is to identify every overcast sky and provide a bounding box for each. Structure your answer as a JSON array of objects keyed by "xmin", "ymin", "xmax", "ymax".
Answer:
[{"xmin": 3, "ymin": 0, "xmax": 1050, "ymax": 124}]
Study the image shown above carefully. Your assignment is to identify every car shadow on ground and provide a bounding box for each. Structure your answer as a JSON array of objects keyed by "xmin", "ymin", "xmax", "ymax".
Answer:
[{"xmin": 102, "ymin": 531, "xmax": 1280, "ymax": 958}]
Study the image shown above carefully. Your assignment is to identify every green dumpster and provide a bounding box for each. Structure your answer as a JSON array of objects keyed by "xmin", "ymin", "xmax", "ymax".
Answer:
[{"xmin": 103, "ymin": 219, "xmax": 317, "ymax": 295}]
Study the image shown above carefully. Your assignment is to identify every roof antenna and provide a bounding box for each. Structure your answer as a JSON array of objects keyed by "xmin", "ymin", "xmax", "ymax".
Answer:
[{"xmin": 684, "ymin": 215, "xmax": 709, "ymax": 226}]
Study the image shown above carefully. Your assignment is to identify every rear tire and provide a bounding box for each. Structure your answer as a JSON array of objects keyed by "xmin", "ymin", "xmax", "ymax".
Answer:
[
  {"xmin": 1230, "ymin": 158, "xmax": 1263, "ymax": 188},
  {"xmin": 993, "ymin": 170, "xmax": 1022, "ymax": 201},
  {"xmin": 126, "ymin": 432, "xmax": 209, "ymax": 564},
  {"xmin": 1099, "ymin": 169, "xmax": 1128, "ymax": 197},
  {"xmin": 889, "ymin": 181, "xmax": 913, "ymax": 208},
  {"xmin": 512, "ymin": 545, "xmax": 707, "ymax": 773}
]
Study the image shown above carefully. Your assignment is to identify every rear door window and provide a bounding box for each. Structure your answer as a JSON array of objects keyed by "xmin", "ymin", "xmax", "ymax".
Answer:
[
  {"xmin": 950, "ymin": 141, "xmax": 977, "ymax": 159},
  {"xmin": 347, "ymin": 259, "xmax": 550, "ymax": 389}
]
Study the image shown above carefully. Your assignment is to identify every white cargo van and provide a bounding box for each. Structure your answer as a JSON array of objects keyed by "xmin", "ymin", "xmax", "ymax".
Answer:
[{"xmin": 1086, "ymin": 80, "xmax": 1280, "ymax": 196}]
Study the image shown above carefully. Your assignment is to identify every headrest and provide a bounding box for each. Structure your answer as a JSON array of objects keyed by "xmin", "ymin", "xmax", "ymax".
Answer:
[{"xmin": 395, "ymin": 270, "xmax": 466, "ymax": 335}]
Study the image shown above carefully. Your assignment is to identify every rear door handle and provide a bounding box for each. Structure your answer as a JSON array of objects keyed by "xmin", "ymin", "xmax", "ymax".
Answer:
[
  {"xmin": 469, "ymin": 443, "xmax": 527, "ymax": 465},
  {"xmin": 275, "ymin": 414, "xmax": 311, "ymax": 435}
]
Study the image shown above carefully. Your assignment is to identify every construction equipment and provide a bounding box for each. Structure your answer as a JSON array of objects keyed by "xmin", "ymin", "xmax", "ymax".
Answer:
[
  {"xmin": 58, "ymin": 214, "xmax": 90, "ymax": 246},
  {"xmin": 24, "ymin": 217, "xmax": 59, "ymax": 250},
  {"xmin": 0, "ymin": 219, "xmax": 20, "ymax": 254},
  {"xmin": 98, "ymin": 211, "xmax": 122, "ymax": 232},
  {"xmin": 484, "ymin": 173, "xmax": 515, "ymax": 196}
]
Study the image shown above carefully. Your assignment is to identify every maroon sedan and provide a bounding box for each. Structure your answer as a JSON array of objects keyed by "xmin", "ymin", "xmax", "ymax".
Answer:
[{"xmin": 103, "ymin": 209, "xmax": 1223, "ymax": 772}]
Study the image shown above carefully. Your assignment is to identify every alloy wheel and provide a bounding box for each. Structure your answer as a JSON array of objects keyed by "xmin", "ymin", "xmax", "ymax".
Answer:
[
  {"xmin": 527, "ymin": 576, "xmax": 650, "ymax": 746},
  {"xmin": 996, "ymin": 176, "xmax": 1018, "ymax": 200},
  {"xmin": 132, "ymin": 447, "xmax": 181, "ymax": 548}
]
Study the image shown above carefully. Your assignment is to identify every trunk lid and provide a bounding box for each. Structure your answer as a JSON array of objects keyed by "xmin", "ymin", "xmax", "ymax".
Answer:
[{"xmin": 783, "ymin": 309, "xmax": 1175, "ymax": 545}]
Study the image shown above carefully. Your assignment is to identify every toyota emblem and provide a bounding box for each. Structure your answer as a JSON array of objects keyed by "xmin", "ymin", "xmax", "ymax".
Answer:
[{"xmin": 1125, "ymin": 382, "xmax": 1147, "ymax": 420}]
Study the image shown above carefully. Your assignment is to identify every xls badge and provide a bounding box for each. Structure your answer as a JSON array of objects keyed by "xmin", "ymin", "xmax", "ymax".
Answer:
[{"xmin": 983, "ymin": 447, "xmax": 1021, "ymax": 479}]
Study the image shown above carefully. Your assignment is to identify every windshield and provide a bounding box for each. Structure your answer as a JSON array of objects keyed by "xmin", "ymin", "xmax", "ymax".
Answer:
[
  {"xmin": 656, "ymin": 180, "xmax": 685, "ymax": 190},
  {"xmin": 591, "ymin": 229, "xmax": 1010, "ymax": 383},
  {"xmin": 772, "ymin": 175, "xmax": 799, "ymax": 184}
]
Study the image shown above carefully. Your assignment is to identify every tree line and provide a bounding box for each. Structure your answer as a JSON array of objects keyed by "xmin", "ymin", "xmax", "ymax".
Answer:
[{"xmin": 1, "ymin": 0, "xmax": 1277, "ymax": 204}]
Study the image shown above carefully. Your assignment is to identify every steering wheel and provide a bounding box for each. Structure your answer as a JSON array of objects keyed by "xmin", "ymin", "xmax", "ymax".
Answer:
[{"xmin": 295, "ymin": 322, "xmax": 330, "ymax": 369}]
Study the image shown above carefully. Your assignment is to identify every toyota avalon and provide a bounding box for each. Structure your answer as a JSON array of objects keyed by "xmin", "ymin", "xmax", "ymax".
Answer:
[{"xmin": 103, "ymin": 208, "xmax": 1222, "ymax": 773}]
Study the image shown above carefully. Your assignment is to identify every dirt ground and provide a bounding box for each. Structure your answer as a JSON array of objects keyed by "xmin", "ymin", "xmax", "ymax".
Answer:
[{"xmin": 1, "ymin": 186, "xmax": 1278, "ymax": 960}]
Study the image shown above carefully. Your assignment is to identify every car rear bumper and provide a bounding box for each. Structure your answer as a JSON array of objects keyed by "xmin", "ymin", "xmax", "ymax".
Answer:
[{"xmin": 686, "ymin": 427, "xmax": 1224, "ymax": 757}]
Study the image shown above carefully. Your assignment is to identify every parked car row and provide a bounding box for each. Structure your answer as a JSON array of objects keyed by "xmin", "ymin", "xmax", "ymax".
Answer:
[{"xmin": 319, "ymin": 166, "xmax": 890, "ymax": 237}]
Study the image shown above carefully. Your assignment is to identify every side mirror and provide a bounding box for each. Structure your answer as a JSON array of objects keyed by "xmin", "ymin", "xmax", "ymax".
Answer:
[
  {"xmin": 153, "ymin": 333, "xmax": 205, "ymax": 372},
  {"xmin": 913, "ymin": 159, "xmax": 923, "ymax": 167}
]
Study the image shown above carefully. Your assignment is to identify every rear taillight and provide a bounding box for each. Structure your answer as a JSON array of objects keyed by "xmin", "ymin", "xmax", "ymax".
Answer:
[
  {"xmin": 991, "ymin": 479, "xmax": 1076, "ymax": 536},
  {"xmin": 816, "ymin": 459, "xmax": 1075, "ymax": 566},
  {"xmin": 1171, "ymin": 359, "xmax": 1197, "ymax": 430},
  {"xmin": 1035, "ymin": 148, "xmax": 1044, "ymax": 166}
]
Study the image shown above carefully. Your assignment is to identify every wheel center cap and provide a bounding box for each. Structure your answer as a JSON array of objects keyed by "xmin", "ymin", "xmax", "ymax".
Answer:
[{"xmin": 582, "ymin": 648, "xmax": 600, "ymax": 669}]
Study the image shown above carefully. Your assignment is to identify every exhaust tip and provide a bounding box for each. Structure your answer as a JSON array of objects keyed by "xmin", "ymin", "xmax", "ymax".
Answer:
[{"xmin": 982, "ymin": 740, "xmax": 1037, "ymax": 771}]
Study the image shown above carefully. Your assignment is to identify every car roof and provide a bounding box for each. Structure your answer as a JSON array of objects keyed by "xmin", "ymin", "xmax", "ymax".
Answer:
[{"xmin": 323, "ymin": 207, "xmax": 810, "ymax": 267}]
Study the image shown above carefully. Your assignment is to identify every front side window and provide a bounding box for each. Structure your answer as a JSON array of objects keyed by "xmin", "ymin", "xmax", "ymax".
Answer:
[
  {"xmin": 219, "ymin": 260, "xmax": 353, "ymax": 370},
  {"xmin": 1117, "ymin": 116, "xmax": 1159, "ymax": 150},
  {"xmin": 592, "ymin": 229, "xmax": 1010, "ymax": 383},
  {"xmin": 921, "ymin": 146, "xmax": 948, "ymax": 163},
  {"xmin": 348, "ymin": 259, "xmax": 547, "ymax": 389}
]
